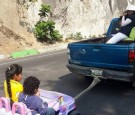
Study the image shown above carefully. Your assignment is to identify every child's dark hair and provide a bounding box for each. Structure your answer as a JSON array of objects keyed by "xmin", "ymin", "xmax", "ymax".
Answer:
[
  {"xmin": 5, "ymin": 64, "xmax": 22, "ymax": 98},
  {"xmin": 5, "ymin": 64, "xmax": 22, "ymax": 99},
  {"xmin": 127, "ymin": 11, "xmax": 135, "ymax": 15},
  {"xmin": 23, "ymin": 76, "xmax": 40, "ymax": 95}
]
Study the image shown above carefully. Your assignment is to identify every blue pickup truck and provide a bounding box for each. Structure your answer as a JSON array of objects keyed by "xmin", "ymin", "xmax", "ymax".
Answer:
[{"xmin": 66, "ymin": 18, "xmax": 135, "ymax": 87}]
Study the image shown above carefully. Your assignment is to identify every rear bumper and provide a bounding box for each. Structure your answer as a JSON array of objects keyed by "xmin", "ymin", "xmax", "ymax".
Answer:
[{"xmin": 66, "ymin": 64, "xmax": 134, "ymax": 82}]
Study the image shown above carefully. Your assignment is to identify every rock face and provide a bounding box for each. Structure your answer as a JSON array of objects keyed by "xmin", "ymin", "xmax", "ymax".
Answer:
[
  {"xmin": 53, "ymin": 0, "xmax": 135, "ymax": 38},
  {"xmin": 0, "ymin": 0, "xmax": 43, "ymax": 54},
  {"xmin": 0, "ymin": 0, "xmax": 135, "ymax": 54}
]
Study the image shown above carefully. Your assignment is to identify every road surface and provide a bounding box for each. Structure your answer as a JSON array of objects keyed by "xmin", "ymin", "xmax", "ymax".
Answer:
[{"xmin": 0, "ymin": 49, "xmax": 135, "ymax": 115}]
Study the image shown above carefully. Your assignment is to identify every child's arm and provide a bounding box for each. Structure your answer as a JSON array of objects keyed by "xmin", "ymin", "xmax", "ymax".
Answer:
[
  {"xmin": 34, "ymin": 96, "xmax": 55, "ymax": 115},
  {"xmin": 121, "ymin": 16, "xmax": 132, "ymax": 26},
  {"xmin": 35, "ymin": 98, "xmax": 48, "ymax": 114},
  {"xmin": 121, "ymin": 11, "xmax": 132, "ymax": 27}
]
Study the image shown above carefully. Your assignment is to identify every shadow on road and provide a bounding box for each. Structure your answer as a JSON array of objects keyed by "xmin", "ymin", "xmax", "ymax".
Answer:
[{"xmin": 41, "ymin": 73, "xmax": 135, "ymax": 115}]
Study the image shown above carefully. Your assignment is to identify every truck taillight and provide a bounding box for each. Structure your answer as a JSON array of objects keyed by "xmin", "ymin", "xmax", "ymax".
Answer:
[{"xmin": 129, "ymin": 50, "xmax": 135, "ymax": 63}]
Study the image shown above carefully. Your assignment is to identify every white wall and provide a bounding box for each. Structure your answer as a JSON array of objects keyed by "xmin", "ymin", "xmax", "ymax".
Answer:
[
  {"xmin": 52, "ymin": 0, "xmax": 135, "ymax": 38},
  {"xmin": 0, "ymin": 0, "xmax": 135, "ymax": 40}
]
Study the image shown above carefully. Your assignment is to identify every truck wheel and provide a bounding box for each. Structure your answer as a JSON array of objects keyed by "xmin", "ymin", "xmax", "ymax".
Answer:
[{"xmin": 68, "ymin": 110, "xmax": 81, "ymax": 115}]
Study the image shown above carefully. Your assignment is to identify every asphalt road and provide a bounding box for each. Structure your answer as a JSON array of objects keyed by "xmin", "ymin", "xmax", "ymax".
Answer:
[{"xmin": 0, "ymin": 49, "xmax": 135, "ymax": 115}]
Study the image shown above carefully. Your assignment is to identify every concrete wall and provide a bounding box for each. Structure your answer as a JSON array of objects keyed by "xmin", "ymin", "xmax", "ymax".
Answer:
[{"xmin": 42, "ymin": 0, "xmax": 56, "ymax": 11}]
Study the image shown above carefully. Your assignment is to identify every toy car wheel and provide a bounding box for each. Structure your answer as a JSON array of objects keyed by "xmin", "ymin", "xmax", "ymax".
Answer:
[{"xmin": 68, "ymin": 110, "xmax": 81, "ymax": 115}]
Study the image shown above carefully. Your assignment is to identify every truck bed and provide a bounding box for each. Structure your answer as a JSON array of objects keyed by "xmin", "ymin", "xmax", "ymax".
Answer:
[
  {"xmin": 68, "ymin": 37, "xmax": 135, "ymax": 72},
  {"xmin": 75, "ymin": 37, "xmax": 134, "ymax": 44},
  {"xmin": 67, "ymin": 18, "xmax": 135, "ymax": 83}
]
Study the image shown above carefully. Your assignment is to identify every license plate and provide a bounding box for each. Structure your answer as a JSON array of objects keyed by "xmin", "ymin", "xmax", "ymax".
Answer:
[{"xmin": 91, "ymin": 69, "xmax": 103, "ymax": 76}]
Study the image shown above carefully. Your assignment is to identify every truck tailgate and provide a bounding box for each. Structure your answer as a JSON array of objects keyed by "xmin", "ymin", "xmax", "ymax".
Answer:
[{"xmin": 68, "ymin": 43, "xmax": 131, "ymax": 71}]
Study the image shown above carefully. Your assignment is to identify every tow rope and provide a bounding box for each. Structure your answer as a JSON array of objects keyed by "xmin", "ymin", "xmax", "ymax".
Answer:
[{"xmin": 74, "ymin": 77, "xmax": 101, "ymax": 100}]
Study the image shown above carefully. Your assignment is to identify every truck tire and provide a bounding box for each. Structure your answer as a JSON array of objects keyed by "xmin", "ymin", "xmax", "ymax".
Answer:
[{"xmin": 68, "ymin": 110, "xmax": 81, "ymax": 115}]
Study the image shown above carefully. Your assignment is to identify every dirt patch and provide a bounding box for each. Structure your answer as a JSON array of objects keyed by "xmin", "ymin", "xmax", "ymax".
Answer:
[
  {"xmin": 0, "ymin": 31, "xmax": 29, "ymax": 54},
  {"xmin": 0, "ymin": 29, "xmax": 77, "ymax": 59}
]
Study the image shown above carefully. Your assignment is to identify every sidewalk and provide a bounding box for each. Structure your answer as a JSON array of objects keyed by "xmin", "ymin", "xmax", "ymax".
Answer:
[{"xmin": 0, "ymin": 41, "xmax": 70, "ymax": 60}]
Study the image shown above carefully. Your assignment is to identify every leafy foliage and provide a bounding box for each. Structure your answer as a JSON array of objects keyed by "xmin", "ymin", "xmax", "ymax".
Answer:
[
  {"xmin": 34, "ymin": 4, "xmax": 62, "ymax": 43},
  {"xmin": 74, "ymin": 32, "xmax": 83, "ymax": 40},
  {"xmin": 34, "ymin": 21, "xmax": 62, "ymax": 42},
  {"xmin": 66, "ymin": 32, "xmax": 83, "ymax": 40},
  {"xmin": 38, "ymin": 4, "xmax": 51, "ymax": 18}
]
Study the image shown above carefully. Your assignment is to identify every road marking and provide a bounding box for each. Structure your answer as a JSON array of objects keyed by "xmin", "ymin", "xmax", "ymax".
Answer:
[{"xmin": 0, "ymin": 50, "xmax": 67, "ymax": 66}]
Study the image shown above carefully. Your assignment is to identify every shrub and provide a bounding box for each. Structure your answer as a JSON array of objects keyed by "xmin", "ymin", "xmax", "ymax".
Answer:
[
  {"xmin": 66, "ymin": 33, "xmax": 74, "ymax": 40},
  {"xmin": 74, "ymin": 32, "xmax": 83, "ymax": 40},
  {"xmin": 51, "ymin": 30, "xmax": 62, "ymax": 41},
  {"xmin": 34, "ymin": 21, "xmax": 62, "ymax": 42},
  {"xmin": 92, "ymin": 35, "xmax": 96, "ymax": 38},
  {"xmin": 34, "ymin": 4, "xmax": 62, "ymax": 43},
  {"xmin": 66, "ymin": 32, "xmax": 83, "ymax": 40},
  {"xmin": 38, "ymin": 4, "xmax": 51, "ymax": 18}
]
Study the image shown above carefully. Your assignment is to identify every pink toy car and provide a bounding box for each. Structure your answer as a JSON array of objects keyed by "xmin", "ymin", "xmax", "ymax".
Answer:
[{"xmin": 0, "ymin": 89, "xmax": 80, "ymax": 115}]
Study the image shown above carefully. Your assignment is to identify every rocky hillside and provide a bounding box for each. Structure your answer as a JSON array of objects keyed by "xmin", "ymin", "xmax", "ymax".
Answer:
[
  {"xmin": 0, "ymin": 0, "xmax": 134, "ymax": 54},
  {"xmin": 53, "ymin": 0, "xmax": 135, "ymax": 38}
]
